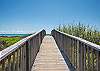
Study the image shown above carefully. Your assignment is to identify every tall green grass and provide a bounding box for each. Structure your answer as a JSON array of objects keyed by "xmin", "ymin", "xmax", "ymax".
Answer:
[
  {"xmin": 56, "ymin": 22, "xmax": 100, "ymax": 45},
  {"xmin": 0, "ymin": 37, "xmax": 21, "ymax": 50}
]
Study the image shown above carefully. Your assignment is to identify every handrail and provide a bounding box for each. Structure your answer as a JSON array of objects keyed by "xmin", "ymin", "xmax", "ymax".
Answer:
[
  {"xmin": 51, "ymin": 29, "xmax": 100, "ymax": 71},
  {"xmin": 0, "ymin": 29, "xmax": 46, "ymax": 71},
  {"xmin": 53, "ymin": 29, "xmax": 100, "ymax": 51},
  {"xmin": 0, "ymin": 29, "xmax": 45, "ymax": 61}
]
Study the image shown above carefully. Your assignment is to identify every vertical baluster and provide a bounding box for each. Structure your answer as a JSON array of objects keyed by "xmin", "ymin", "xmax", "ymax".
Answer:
[
  {"xmin": 83, "ymin": 45, "xmax": 86, "ymax": 71},
  {"xmin": 33, "ymin": 37, "xmax": 35, "ymax": 63},
  {"xmin": 2, "ymin": 59, "xmax": 6, "ymax": 71},
  {"xmin": 70, "ymin": 38, "xmax": 73, "ymax": 64},
  {"xmin": 0, "ymin": 61, "xmax": 2, "ymax": 71},
  {"xmin": 96, "ymin": 51, "xmax": 100, "ymax": 71},
  {"xmin": 18, "ymin": 49, "xmax": 20, "ymax": 71},
  {"xmin": 17, "ymin": 48, "xmax": 21, "ymax": 71},
  {"xmin": 22, "ymin": 46, "xmax": 24, "ymax": 71},
  {"xmin": 85, "ymin": 47, "xmax": 88, "ymax": 71},
  {"xmin": 64, "ymin": 35, "xmax": 66, "ymax": 55},
  {"xmin": 79, "ymin": 41, "xmax": 81, "ymax": 71},
  {"xmin": 31, "ymin": 38, "xmax": 34, "ymax": 64},
  {"xmin": 38, "ymin": 33, "xmax": 41, "ymax": 46},
  {"xmin": 91, "ymin": 48, "xmax": 94, "ymax": 71},
  {"xmin": 34, "ymin": 36, "xmax": 36, "ymax": 59},
  {"xmin": 65, "ymin": 36, "xmax": 68, "ymax": 56},
  {"xmin": 19, "ymin": 47, "xmax": 22, "ymax": 71},
  {"xmin": 72, "ymin": 39, "xmax": 74, "ymax": 66},
  {"xmin": 33, "ymin": 37, "xmax": 36, "ymax": 60},
  {"xmin": 58, "ymin": 32, "xmax": 59, "ymax": 46},
  {"xmin": 62, "ymin": 34, "xmax": 64, "ymax": 51},
  {"xmin": 79, "ymin": 42, "xmax": 83, "ymax": 71},
  {"xmin": 67, "ymin": 37, "xmax": 70, "ymax": 60},
  {"xmin": 12, "ymin": 52, "xmax": 15, "ymax": 71},
  {"xmin": 60, "ymin": 34, "xmax": 63, "ymax": 52},
  {"xmin": 26, "ymin": 41, "xmax": 29, "ymax": 71},
  {"xmin": 87, "ymin": 46, "xmax": 90, "ymax": 71},
  {"xmin": 82, "ymin": 43, "xmax": 84, "ymax": 71},
  {"xmin": 16, "ymin": 49, "xmax": 19, "ymax": 71},
  {"xmin": 73, "ymin": 39, "xmax": 76, "ymax": 68},
  {"xmin": 67, "ymin": 36, "xmax": 69, "ymax": 58},
  {"xmin": 73, "ymin": 39, "xmax": 75, "ymax": 66},
  {"xmin": 11, "ymin": 55, "xmax": 14, "ymax": 71},
  {"xmin": 33, "ymin": 37, "xmax": 35, "ymax": 62},
  {"xmin": 28, "ymin": 40, "xmax": 31, "ymax": 71},
  {"xmin": 24, "ymin": 43, "xmax": 26, "ymax": 71},
  {"xmin": 57, "ymin": 32, "xmax": 58, "ymax": 47},
  {"xmin": 15, "ymin": 50, "xmax": 17, "ymax": 71},
  {"xmin": 65, "ymin": 36, "xmax": 67, "ymax": 56},
  {"xmin": 68, "ymin": 37, "xmax": 70, "ymax": 59},
  {"xmin": 8, "ymin": 55, "xmax": 11, "ymax": 71},
  {"xmin": 75, "ymin": 40, "xmax": 77, "ymax": 69},
  {"xmin": 35, "ymin": 36, "xmax": 37, "ymax": 57},
  {"xmin": 76, "ymin": 40, "xmax": 79, "ymax": 71},
  {"xmin": 4, "ymin": 58, "xmax": 7, "ymax": 71},
  {"xmin": 30, "ymin": 39, "xmax": 32, "ymax": 67},
  {"xmin": 37, "ymin": 34, "xmax": 39, "ymax": 54}
]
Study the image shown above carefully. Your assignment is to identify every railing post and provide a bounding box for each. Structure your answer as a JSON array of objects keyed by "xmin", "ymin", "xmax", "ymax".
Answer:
[
  {"xmin": 76, "ymin": 40, "xmax": 79, "ymax": 71},
  {"xmin": 79, "ymin": 42, "xmax": 82, "ymax": 71},
  {"xmin": 16, "ymin": 49, "xmax": 19, "ymax": 71},
  {"xmin": 8, "ymin": 55, "xmax": 11, "ymax": 71},
  {"xmin": 97, "ymin": 51, "xmax": 100, "ymax": 71},
  {"xmin": 26, "ymin": 41, "xmax": 30, "ymax": 71},
  {"xmin": 2, "ymin": 59, "xmax": 5, "ymax": 71},
  {"xmin": 23, "ymin": 45, "xmax": 26, "ymax": 71},
  {"xmin": 12, "ymin": 52, "xmax": 15, "ymax": 71},
  {"xmin": 39, "ymin": 33, "xmax": 41, "ymax": 46},
  {"xmin": 79, "ymin": 42, "xmax": 85, "ymax": 71},
  {"xmin": 83, "ymin": 45, "xmax": 86, "ymax": 71},
  {"xmin": 19, "ymin": 47, "xmax": 22, "ymax": 71}
]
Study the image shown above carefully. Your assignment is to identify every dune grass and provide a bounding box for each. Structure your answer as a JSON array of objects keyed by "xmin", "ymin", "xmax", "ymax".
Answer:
[
  {"xmin": 56, "ymin": 22, "xmax": 100, "ymax": 45},
  {"xmin": 0, "ymin": 37, "xmax": 21, "ymax": 50}
]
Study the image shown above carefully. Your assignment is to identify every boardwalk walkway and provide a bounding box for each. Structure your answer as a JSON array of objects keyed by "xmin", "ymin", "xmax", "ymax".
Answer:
[
  {"xmin": 31, "ymin": 35, "xmax": 70, "ymax": 71},
  {"xmin": 1, "ymin": 29, "xmax": 100, "ymax": 71}
]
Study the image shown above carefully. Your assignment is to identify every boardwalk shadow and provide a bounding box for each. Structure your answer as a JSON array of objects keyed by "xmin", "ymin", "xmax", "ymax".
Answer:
[{"xmin": 60, "ymin": 48, "xmax": 76, "ymax": 71}]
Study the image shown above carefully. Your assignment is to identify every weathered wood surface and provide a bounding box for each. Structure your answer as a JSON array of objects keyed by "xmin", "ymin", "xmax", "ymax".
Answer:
[
  {"xmin": 51, "ymin": 29, "xmax": 100, "ymax": 71},
  {"xmin": 31, "ymin": 35, "xmax": 70, "ymax": 71},
  {"xmin": 0, "ymin": 29, "xmax": 46, "ymax": 71}
]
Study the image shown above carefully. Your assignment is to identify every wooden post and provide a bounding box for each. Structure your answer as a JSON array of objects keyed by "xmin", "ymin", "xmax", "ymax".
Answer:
[
  {"xmin": 26, "ymin": 41, "xmax": 30, "ymax": 71},
  {"xmin": 97, "ymin": 51, "xmax": 100, "ymax": 71}
]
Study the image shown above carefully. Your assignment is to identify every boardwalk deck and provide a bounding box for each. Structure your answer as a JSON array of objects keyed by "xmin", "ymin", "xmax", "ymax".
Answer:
[{"xmin": 31, "ymin": 35, "xmax": 70, "ymax": 71}]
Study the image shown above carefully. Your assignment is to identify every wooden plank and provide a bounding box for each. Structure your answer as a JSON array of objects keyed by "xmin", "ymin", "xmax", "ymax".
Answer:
[{"xmin": 31, "ymin": 36, "xmax": 70, "ymax": 71}]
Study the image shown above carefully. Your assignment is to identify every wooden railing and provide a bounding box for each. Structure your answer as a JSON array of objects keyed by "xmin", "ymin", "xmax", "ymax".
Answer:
[
  {"xmin": 0, "ymin": 29, "xmax": 46, "ymax": 71},
  {"xmin": 51, "ymin": 29, "xmax": 100, "ymax": 71}
]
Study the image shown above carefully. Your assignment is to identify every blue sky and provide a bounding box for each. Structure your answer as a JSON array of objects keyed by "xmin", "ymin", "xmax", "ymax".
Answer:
[{"xmin": 0, "ymin": 0, "xmax": 100, "ymax": 33}]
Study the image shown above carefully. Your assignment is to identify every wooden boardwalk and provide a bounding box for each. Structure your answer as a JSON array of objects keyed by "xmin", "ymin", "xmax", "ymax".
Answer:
[
  {"xmin": 1, "ymin": 29, "xmax": 100, "ymax": 71},
  {"xmin": 31, "ymin": 35, "xmax": 70, "ymax": 71}
]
